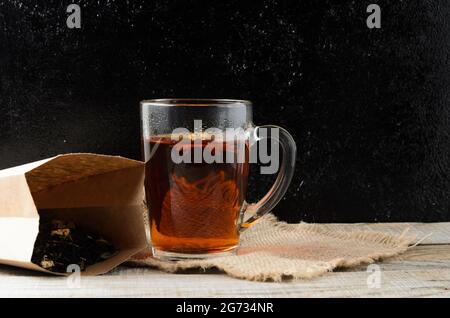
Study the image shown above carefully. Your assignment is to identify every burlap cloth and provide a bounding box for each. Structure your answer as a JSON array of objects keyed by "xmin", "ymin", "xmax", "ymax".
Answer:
[{"xmin": 129, "ymin": 213, "xmax": 416, "ymax": 282}]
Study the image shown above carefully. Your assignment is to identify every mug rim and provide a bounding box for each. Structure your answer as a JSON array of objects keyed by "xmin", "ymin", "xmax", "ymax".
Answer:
[{"xmin": 140, "ymin": 98, "xmax": 252, "ymax": 107}]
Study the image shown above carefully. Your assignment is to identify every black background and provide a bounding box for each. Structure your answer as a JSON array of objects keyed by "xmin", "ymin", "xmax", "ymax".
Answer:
[{"xmin": 0, "ymin": 0, "xmax": 449, "ymax": 222}]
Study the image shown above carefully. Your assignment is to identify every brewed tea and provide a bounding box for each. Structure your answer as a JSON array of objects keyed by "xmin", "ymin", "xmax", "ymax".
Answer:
[{"xmin": 144, "ymin": 135, "xmax": 249, "ymax": 255}]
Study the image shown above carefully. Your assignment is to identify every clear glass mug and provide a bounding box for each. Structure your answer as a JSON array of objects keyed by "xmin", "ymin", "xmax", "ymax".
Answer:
[{"xmin": 140, "ymin": 99, "xmax": 296, "ymax": 260}]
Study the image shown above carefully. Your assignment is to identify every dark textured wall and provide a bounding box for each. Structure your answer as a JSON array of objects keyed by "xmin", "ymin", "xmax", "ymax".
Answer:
[{"xmin": 0, "ymin": 1, "xmax": 449, "ymax": 222}]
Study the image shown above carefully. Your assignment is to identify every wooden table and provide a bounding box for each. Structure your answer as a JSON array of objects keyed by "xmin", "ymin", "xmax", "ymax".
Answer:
[{"xmin": 1, "ymin": 222, "xmax": 449, "ymax": 298}]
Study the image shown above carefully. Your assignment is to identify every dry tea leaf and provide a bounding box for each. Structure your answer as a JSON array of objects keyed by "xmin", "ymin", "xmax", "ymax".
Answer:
[
  {"xmin": 31, "ymin": 218, "xmax": 117, "ymax": 273},
  {"xmin": 51, "ymin": 228, "xmax": 71, "ymax": 238},
  {"xmin": 40, "ymin": 257, "xmax": 55, "ymax": 269}
]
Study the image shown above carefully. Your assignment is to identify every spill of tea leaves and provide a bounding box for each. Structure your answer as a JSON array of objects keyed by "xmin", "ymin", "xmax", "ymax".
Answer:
[{"xmin": 31, "ymin": 218, "xmax": 117, "ymax": 273}]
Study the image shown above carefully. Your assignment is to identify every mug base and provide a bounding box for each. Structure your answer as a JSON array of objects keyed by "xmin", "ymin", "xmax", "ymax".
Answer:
[{"xmin": 152, "ymin": 246, "xmax": 237, "ymax": 261}]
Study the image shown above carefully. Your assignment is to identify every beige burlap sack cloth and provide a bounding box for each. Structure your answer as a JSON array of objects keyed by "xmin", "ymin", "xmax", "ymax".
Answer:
[{"xmin": 129, "ymin": 213, "xmax": 416, "ymax": 282}]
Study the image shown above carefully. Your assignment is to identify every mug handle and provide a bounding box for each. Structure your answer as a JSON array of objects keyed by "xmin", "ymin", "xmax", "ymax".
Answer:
[{"xmin": 240, "ymin": 125, "xmax": 297, "ymax": 230}]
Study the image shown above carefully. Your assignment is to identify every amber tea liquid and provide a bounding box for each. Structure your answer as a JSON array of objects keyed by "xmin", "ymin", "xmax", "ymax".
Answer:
[{"xmin": 144, "ymin": 135, "xmax": 249, "ymax": 255}]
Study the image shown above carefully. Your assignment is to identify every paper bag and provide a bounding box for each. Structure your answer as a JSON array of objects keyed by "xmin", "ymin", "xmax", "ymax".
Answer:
[{"xmin": 0, "ymin": 153, "xmax": 148, "ymax": 275}]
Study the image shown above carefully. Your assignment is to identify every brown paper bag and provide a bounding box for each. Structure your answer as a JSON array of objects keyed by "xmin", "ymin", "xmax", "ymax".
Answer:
[{"xmin": 0, "ymin": 153, "xmax": 149, "ymax": 275}]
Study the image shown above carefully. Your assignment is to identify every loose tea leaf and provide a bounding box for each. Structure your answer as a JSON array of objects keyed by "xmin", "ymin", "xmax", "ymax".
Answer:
[{"xmin": 31, "ymin": 218, "xmax": 117, "ymax": 273}]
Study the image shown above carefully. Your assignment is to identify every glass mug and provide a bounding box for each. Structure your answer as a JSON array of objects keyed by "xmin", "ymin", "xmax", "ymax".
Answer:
[{"xmin": 140, "ymin": 99, "xmax": 296, "ymax": 260}]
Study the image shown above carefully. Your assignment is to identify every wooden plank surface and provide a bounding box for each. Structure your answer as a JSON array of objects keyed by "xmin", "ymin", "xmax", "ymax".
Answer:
[{"xmin": 0, "ymin": 222, "xmax": 449, "ymax": 298}]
